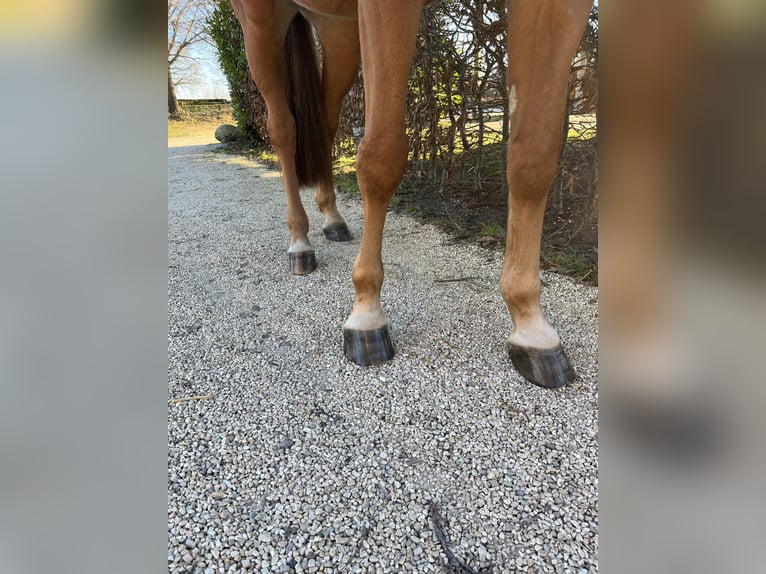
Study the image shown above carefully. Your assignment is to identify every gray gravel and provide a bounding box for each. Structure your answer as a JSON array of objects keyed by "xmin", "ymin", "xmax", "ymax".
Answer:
[{"xmin": 168, "ymin": 144, "xmax": 598, "ymax": 574}]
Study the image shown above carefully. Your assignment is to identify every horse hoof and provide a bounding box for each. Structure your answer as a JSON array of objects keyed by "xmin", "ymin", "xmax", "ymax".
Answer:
[
  {"xmin": 323, "ymin": 222, "xmax": 353, "ymax": 242},
  {"xmin": 289, "ymin": 251, "xmax": 317, "ymax": 275},
  {"xmin": 507, "ymin": 343, "xmax": 575, "ymax": 388},
  {"xmin": 343, "ymin": 325, "xmax": 395, "ymax": 365}
]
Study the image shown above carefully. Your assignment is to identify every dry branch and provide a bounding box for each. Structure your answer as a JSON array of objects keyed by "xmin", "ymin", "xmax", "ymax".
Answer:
[
  {"xmin": 428, "ymin": 501, "xmax": 495, "ymax": 574},
  {"xmin": 169, "ymin": 395, "xmax": 213, "ymax": 404}
]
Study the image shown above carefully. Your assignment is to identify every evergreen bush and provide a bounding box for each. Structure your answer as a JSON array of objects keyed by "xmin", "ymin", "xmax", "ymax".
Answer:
[{"xmin": 207, "ymin": 1, "xmax": 268, "ymax": 145}]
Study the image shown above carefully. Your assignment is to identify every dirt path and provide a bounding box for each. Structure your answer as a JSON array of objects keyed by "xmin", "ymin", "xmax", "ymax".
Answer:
[{"xmin": 168, "ymin": 142, "xmax": 598, "ymax": 573}]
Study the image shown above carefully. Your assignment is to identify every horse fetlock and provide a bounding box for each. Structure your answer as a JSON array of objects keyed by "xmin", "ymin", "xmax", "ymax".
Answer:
[
  {"xmin": 314, "ymin": 185, "xmax": 338, "ymax": 214},
  {"xmin": 500, "ymin": 274, "xmax": 540, "ymax": 313},
  {"xmin": 286, "ymin": 213, "xmax": 310, "ymax": 240},
  {"xmin": 352, "ymin": 259, "xmax": 382, "ymax": 292},
  {"xmin": 315, "ymin": 188, "xmax": 348, "ymax": 233}
]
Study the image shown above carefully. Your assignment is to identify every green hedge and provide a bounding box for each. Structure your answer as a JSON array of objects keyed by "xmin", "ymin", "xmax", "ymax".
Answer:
[{"xmin": 207, "ymin": 1, "xmax": 268, "ymax": 145}]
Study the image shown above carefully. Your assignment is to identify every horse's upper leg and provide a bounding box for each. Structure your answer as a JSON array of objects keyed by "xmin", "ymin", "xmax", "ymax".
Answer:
[
  {"xmin": 238, "ymin": 6, "xmax": 298, "ymax": 177},
  {"xmin": 354, "ymin": 1, "xmax": 423, "ymax": 206},
  {"xmin": 245, "ymin": 36, "xmax": 307, "ymax": 236}
]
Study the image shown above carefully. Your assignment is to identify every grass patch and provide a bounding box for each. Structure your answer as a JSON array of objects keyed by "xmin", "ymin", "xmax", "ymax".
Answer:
[
  {"xmin": 478, "ymin": 222, "xmax": 503, "ymax": 236},
  {"xmin": 168, "ymin": 116, "xmax": 235, "ymax": 141},
  {"xmin": 256, "ymin": 149, "xmax": 279, "ymax": 166},
  {"xmin": 167, "ymin": 119, "xmax": 221, "ymax": 139},
  {"xmin": 168, "ymin": 101, "xmax": 235, "ymax": 142},
  {"xmin": 477, "ymin": 221, "xmax": 504, "ymax": 243},
  {"xmin": 567, "ymin": 126, "xmax": 597, "ymax": 140},
  {"xmin": 542, "ymin": 247, "xmax": 598, "ymax": 283},
  {"xmin": 334, "ymin": 169, "xmax": 360, "ymax": 196}
]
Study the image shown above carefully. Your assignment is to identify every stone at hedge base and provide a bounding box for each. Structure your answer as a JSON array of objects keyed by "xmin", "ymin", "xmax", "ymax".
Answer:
[{"xmin": 215, "ymin": 124, "xmax": 239, "ymax": 143}]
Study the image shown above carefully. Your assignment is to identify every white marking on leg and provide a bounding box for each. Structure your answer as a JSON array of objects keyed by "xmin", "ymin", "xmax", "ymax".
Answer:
[
  {"xmin": 509, "ymin": 84, "xmax": 518, "ymax": 115},
  {"xmin": 288, "ymin": 238, "xmax": 314, "ymax": 253},
  {"xmin": 506, "ymin": 315, "xmax": 561, "ymax": 349},
  {"xmin": 343, "ymin": 303, "xmax": 387, "ymax": 331}
]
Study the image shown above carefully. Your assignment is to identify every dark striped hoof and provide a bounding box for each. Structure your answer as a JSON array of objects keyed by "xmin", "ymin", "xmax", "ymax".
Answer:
[
  {"xmin": 343, "ymin": 325, "xmax": 395, "ymax": 366},
  {"xmin": 507, "ymin": 344, "xmax": 575, "ymax": 388},
  {"xmin": 322, "ymin": 222, "xmax": 353, "ymax": 242},
  {"xmin": 289, "ymin": 251, "xmax": 317, "ymax": 275}
]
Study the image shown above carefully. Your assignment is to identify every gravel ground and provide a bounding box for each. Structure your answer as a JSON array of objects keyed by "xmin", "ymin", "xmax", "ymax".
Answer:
[{"xmin": 168, "ymin": 143, "xmax": 598, "ymax": 574}]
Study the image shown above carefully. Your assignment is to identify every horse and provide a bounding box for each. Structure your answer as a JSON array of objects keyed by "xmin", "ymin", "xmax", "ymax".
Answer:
[{"xmin": 229, "ymin": 0, "xmax": 594, "ymax": 388}]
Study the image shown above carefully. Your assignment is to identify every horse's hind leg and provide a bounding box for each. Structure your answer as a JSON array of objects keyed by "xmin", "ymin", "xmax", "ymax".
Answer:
[
  {"xmin": 313, "ymin": 16, "xmax": 361, "ymax": 242},
  {"xmin": 236, "ymin": 3, "xmax": 317, "ymax": 274},
  {"xmin": 342, "ymin": 0, "xmax": 423, "ymax": 365},
  {"xmin": 502, "ymin": 0, "xmax": 592, "ymax": 387}
]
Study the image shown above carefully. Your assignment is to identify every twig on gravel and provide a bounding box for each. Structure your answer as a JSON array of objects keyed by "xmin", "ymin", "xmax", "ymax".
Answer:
[
  {"xmin": 428, "ymin": 502, "xmax": 494, "ymax": 574},
  {"xmin": 169, "ymin": 395, "xmax": 213, "ymax": 404},
  {"xmin": 169, "ymin": 236, "xmax": 207, "ymax": 244},
  {"xmin": 433, "ymin": 276, "xmax": 479, "ymax": 283}
]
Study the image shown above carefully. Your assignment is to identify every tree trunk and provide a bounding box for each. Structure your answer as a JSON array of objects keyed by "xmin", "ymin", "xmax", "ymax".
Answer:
[{"xmin": 168, "ymin": 66, "xmax": 179, "ymax": 118}]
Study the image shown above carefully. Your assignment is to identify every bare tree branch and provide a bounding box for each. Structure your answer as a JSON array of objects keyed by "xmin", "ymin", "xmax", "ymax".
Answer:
[{"xmin": 168, "ymin": 0, "xmax": 216, "ymax": 114}]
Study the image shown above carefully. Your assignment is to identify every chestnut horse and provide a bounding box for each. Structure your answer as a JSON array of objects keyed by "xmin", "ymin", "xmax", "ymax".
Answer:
[{"xmin": 230, "ymin": 0, "xmax": 593, "ymax": 388}]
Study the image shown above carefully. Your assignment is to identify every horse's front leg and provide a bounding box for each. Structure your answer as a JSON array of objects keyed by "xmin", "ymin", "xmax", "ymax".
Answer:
[
  {"xmin": 343, "ymin": 1, "xmax": 423, "ymax": 365},
  {"xmin": 502, "ymin": 0, "xmax": 592, "ymax": 387}
]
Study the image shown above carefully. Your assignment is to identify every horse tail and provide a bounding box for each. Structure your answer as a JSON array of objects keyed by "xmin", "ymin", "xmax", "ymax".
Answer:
[{"xmin": 283, "ymin": 12, "xmax": 332, "ymax": 188}]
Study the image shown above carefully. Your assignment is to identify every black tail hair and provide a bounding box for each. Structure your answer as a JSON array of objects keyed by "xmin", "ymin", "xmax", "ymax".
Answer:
[{"xmin": 283, "ymin": 13, "xmax": 332, "ymax": 188}]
